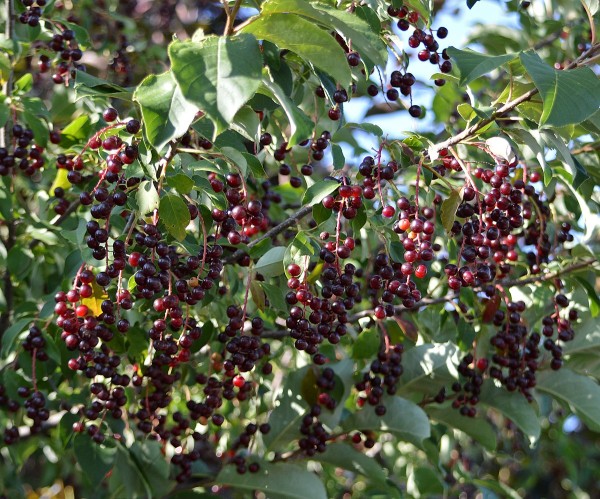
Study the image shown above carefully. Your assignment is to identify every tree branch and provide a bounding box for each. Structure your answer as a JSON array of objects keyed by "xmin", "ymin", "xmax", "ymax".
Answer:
[
  {"xmin": 223, "ymin": 204, "xmax": 313, "ymax": 264},
  {"xmin": 222, "ymin": 0, "xmax": 242, "ymax": 36},
  {"xmin": 429, "ymin": 42, "xmax": 600, "ymax": 155}
]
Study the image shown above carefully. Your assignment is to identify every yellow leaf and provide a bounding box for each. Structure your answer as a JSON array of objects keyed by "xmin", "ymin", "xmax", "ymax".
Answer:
[
  {"xmin": 49, "ymin": 168, "xmax": 71, "ymax": 194},
  {"xmin": 81, "ymin": 279, "xmax": 109, "ymax": 316}
]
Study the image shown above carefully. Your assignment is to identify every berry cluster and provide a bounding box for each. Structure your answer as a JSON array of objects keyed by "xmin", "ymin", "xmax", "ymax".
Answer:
[
  {"xmin": 355, "ymin": 345, "xmax": 404, "ymax": 415},
  {"xmin": 18, "ymin": 0, "xmax": 46, "ymax": 27},
  {"xmin": 0, "ymin": 124, "xmax": 43, "ymax": 177},
  {"xmin": 299, "ymin": 404, "xmax": 330, "ymax": 456},
  {"xmin": 38, "ymin": 29, "xmax": 85, "ymax": 85},
  {"xmin": 286, "ymin": 262, "xmax": 360, "ymax": 363},
  {"xmin": 451, "ymin": 354, "xmax": 484, "ymax": 417},
  {"xmin": 21, "ymin": 325, "xmax": 48, "ymax": 362}
]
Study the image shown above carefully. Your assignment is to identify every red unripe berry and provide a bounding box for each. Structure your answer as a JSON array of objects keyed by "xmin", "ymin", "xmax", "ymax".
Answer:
[
  {"xmin": 415, "ymin": 265, "xmax": 427, "ymax": 279},
  {"xmin": 374, "ymin": 305, "xmax": 386, "ymax": 319},
  {"xmin": 317, "ymin": 393, "xmax": 331, "ymax": 405},
  {"xmin": 287, "ymin": 263, "xmax": 302, "ymax": 277},
  {"xmin": 476, "ymin": 358, "xmax": 489, "ymax": 371},
  {"xmin": 382, "ymin": 206, "xmax": 395, "ymax": 218},
  {"xmin": 322, "ymin": 195, "xmax": 335, "ymax": 209},
  {"xmin": 233, "ymin": 375, "xmax": 245, "ymax": 388},
  {"xmin": 328, "ymin": 107, "xmax": 341, "ymax": 120},
  {"xmin": 76, "ymin": 305, "xmax": 89, "ymax": 317},
  {"xmin": 103, "ymin": 107, "xmax": 118, "ymax": 122},
  {"xmin": 128, "ymin": 252, "xmax": 141, "ymax": 267}
]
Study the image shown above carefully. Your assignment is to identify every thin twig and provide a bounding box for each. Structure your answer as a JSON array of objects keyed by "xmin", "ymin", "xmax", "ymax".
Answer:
[
  {"xmin": 222, "ymin": 0, "xmax": 243, "ymax": 36},
  {"xmin": 223, "ymin": 204, "xmax": 313, "ymax": 264},
  {"xmin": 429, "ymin": 42, "xmax": 600, "ymax": 155}
]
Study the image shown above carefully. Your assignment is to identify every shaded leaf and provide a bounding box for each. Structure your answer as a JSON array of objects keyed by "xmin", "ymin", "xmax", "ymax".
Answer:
[
  {"xmin": 316, "ymin": 443, "xmax": 388, "ymax": 485},
  {"xmin": 302, "ymin": 179, "xmax": 339, "ymax": 207},
  {"xmin": 479, "ymin": 380, "xmax": 541, "ymax": 444},
  {"xmin": 134, "ymin": 71, "xmax": 199, "ymax": 152},
  {"xmin": 342, "ymin": 396, "xmax": 430, "ymax": 443},
  {"xmin": 216, "ymin": 461, "xmax": 327, "ymax": 499},
  {"xmin": 440, "ymin": 189, "xmax": 461, "ymax": 233},
  {"xmin": 536, "ymin": 368, "xmax": 600, "ymax": 432},
  {"xmin": 520, "ymin": 51, "xmax": 600, "ymax": 127},
  {"xmin": 242, "ymin": 13, "xmax": 351, "ymax": 87},
  {"xmin": 169, "ymin": 34, "xmax": 262, "ymax": 135},
  {"xmin": 74, "ymin": 436, "xmax": 116, "ymax": 488},
  {"xmin": 159, "ymin": 194, "xmax": 191, "ymax": 241},
  {"xmin": 447, "ymin": 47, "xmax": 517, "ymax": 85},
  {"xmin": 254, "ymin": 246, "xmax": 286, "ymax": 278},
  {"xmin": 259, "ymin": 77, "xmax": 314, "ymax": 147}
]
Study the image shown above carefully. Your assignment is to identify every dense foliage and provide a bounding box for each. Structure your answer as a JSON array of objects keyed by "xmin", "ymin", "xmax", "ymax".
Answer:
[{"xmin": 1, "ymin": 0, "xmax": 599, "ymax": 496}]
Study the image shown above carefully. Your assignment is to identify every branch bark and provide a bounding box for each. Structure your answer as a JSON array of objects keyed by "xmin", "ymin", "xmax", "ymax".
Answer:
[{"xmin": 223, "ymin": 204, "xmax": 313, "ymax": 265}]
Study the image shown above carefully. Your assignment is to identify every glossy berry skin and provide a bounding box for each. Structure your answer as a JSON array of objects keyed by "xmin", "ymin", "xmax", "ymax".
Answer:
[
  {"xmin": 382, "ymin": 206, "xmax": 395, "ymax": 218},
  {"xmin": 328, "ymin": 107, "xmax": 341, "ymax": 121},
  {"xmin": 408, "ymin": 105, "xmax": 422, "ymax": 118},
  {"xmin": 103, "ymin": 107, "xmax": 118, "ymax": 122}
]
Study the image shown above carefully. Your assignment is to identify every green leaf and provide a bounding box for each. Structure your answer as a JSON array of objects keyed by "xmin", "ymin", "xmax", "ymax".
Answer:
[
  {"xmin": 129, "ymin": 441, "xmax": 174, "ymax": 497},
  {"xmin": 109, "ymin": 445, "xmax": 150, "ymax": 497},
  {"xmin": 22, "ymin": 110, "xmax": 48, "ymax": 148},
  {"xmin": 332, "ymin": 122, "xmax": 383, "ymax": 142},
  {"xmin": 243, "ymin": 152, "xmax": 267, "ymax": 178},
  {"xmin": 260, "ymin": 0, "xmax": 386, "ymax": 70},
  {"xmin": 169, "ymin": 34, "xmax": 262, "ymax": 135},
  {"xmin": 309, "ymin": 2, "xmax": 388, "ymax": 70},
  {"xmin": 302, "ymin": 179, "xmax": 339, "ymax": 207},
  {"xmin": 231, "ymin": 106, "xmax": 260, "ymax": 141},
  {"xmin": 167, "ymin": 173, "xmax": 194, "ymax": 195},
  {"xmin": 331, "ymin": 144, "xmax": 345, "ymax": 169},
  {"xmin": 426, "ymin": 406, "xmax": 497, "ymax": 450},
  {"xmin": 506, "ymin": 128, "xmax": 552, "ymax": 184},
  {"xmin": 479, "ymin": 380, "xmax": 541, "ymax": 444},
  {"xmin": 541, "ymin": 130, "xmax": 589, "ymax": 189},
  {"xmin": 447, "ymin": 47, "xmax": 517, "ymax": 86},
  {"xmin": 399, "ymin": 343, "xmax": 459, "ymax": 393},
  {"xmin": 574, "ymin": 277, "xmax": 600, "ymax": 317},
  {"xmin": 342, "ymin": 396, "xmax": 430, "ymax": 443},
  {"xmin": 74, "ymin": 436, "xmax": 116, "ymax": 488},
  {"xmin": 216, "ymin": 461, "xmax": 327, "ymax": 499},
  {"xmin": 536, "ymin": 369, "xmax": 600, "ymax": 432},
  {"xmin": 221, "ymin": 146, "xmax": 248, "ymax": 177},
  {"xmin": 563, "ymin": 317, "xmax": 600, "ymax": 355},
  {"xmin": 412, "ymin": 467, "xmax": 444, "ymax": 496},
  {"xmin": 283, "ymin": 232, "xmax": 318, "ymax": 276},
  {"xmin": 136, "ymin": 180, "xmax": 160, "ymax": 216},
  {"xmin": 259, "ymin": 77, "xmax": 313, "ymax": 146},
  {"xmin": 159, "ymin": 194, "xmax": 191, "ymax": 241},
  {"xmin": 14, "ymin": 74, "xmax": 33, "ymax": 93},
  {"xmin": 261, "ymin": 282, "xmax": 289, "ymax": 312},
  {"xmin": 1, "ymin": 318, "xmax": 32, "ymax": 358},
  {"xmin": 263, "ymin": 367, "xmax": 308, "ymax": 451},
  {"xmin": 316, "ymin": 442, "xmax": 388, "ymax": 485},
  {"xmin": 242, "ymin": 13, "xmax": 351, "ymax": 87},
  {"xmin": 60, "ymin": 115, "xmax": 92, "ymax": 146},
  {"xmin": 520, "ymin": 51, "xmax": 600, "ymax": 127},
  {"xmin": 133, "ymin": 71, "xmax": 199, "ymax": 152},
  {"xmin": 440, "ymin": 189, "xmax": 461, "ymax": 233},
  {"xmin": 74, "ymin": 71, "xmax": 131, "ymax": 100},
  {"xmin": 352, "ymin": 328, "xmax": 380, "ymax": 359},
  {"xmin": 254, "ymin": 246, "xmax": 286, "ymax": 278}
]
